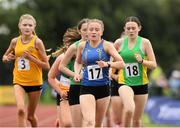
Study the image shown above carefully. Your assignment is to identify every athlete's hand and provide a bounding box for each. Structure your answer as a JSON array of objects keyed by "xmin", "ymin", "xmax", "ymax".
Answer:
[
  {"xmin": 2, "ymin": 53, "xmax": 15, "ymax": 63},
  {"xmin": 96, "ymin": 60, "xmax": 108, "ymax": 68},
  {"xmin": 22, "ymin": 50, "xmax": 33, "ymax": 60},
  {"xmin": 59, "ymin": 90, "xmax": 68, "ymax": 100},
  {"xmin": 74, "ymin": 73, "xmax": 81, "ymax": 82},
  {"xmin": 134, "ymin": 53, "xmax": 143, "ymax": 63}
]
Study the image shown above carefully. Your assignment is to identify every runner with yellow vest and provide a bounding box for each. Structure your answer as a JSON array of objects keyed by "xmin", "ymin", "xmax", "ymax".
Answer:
[
  {"xmin": 2, "ymin": 14, "xmax": 50, "ymax": 127},
  {"xmin": 114, "ymin": 16, "xmax": 157, "ymax": 127}
]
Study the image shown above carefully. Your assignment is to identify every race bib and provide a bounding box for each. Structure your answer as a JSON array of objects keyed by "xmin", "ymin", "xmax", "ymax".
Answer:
[
  {"xmin": 17, "ymin": 57, "xmax": 30, "ymax": 70},
  {"xmin": 125, "ymin": 63, "xmax": 140, "ymax": 77},
  {"xmin": 87, "ymin": 65, "xmax": 103, "ymax": 80},
  {"xmin": 59, "ymin": 75, "xmax": 70, "ymax": 87}
]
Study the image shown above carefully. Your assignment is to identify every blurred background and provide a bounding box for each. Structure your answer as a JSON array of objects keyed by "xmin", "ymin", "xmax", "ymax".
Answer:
[{"xmin": 0, "ymin": 0, "xmax": 180, "ymax": 127}]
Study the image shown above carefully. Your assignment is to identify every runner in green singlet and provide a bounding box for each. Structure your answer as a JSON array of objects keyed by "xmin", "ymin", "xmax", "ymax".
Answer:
[{"xmin": 114, "ymin": 16, "xmax": 157, "ymax": 127}]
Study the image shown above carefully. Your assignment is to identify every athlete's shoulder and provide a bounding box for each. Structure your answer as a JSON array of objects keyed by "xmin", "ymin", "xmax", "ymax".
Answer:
[
  {"xmin": 56, "ymin": 53, "xmax": 64, "ymax": 62},
  {"xmin": 69, "ymin": 40, "xmax": 81, "ymax": 49},
  {"xmin": 114, "ymin": 37, "xmax": 124, "ymax": 44},
  {"xmin": 11, "ymin": 36, "xmax": 19, "ymax": 43},
  {"xmin": 103, "ymin": 40, "xmax": 114, "ymax": 48},
  {"xmin": 34, "ymin": 36, "xmax": 45, "ymax": 50},
  {"xmin": 68, "ymin": 42, "xmax": 78, "ymax": 52},
  {"xmin": 74, "ymin": 40, "xmax": 80, "ymax": 44},
  {"xmin": 114, "ymin": 37, "xmax": 124, "ymax": 50},
  {"xmin": 103, "ymin": 40, "xmax": 116, "ymax": 52},
  {"xmin": 78, "ymin": 40, "xmax": 86, "ymax": 48},
  {"xmin": 141, "ymin": 37, "xmax": 151, "ymax": 45},
  {"xmin": 79, "ymin": 40, "xmax": 86, "ymax": 44},
  {"xmin": 35, "ymin": 36, "xmax": 43, "ymax": 44},
  {"xmin": 10, "ymin": 37, "xmax": 19, "ymax": 48},
  {"xmin": 103, "ymin": 39, "xmax": 112, "ymax": 44},
  {"xmin": 141, "ymin": 37, "xmax": 150, "ymax": 42}
]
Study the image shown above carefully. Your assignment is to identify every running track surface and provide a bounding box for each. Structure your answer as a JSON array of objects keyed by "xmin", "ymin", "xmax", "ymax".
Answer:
[{"xmin": 0, "ymin": 104, "xmax": 57, "ymax": 127}]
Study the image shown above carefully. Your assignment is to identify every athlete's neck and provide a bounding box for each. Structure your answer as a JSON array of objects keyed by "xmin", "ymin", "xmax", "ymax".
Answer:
[
  {"xmin": 128, "ymin": 36, "xmax": 138, "ymax": 44},
  {"xmin": 21, "ymin": 35, "xmax": 34, "ymax": 44},
  {"xmin": 89, "ymin": 39, "xmax": 101, "ymax": 48},
  {"xmin": 81, "ymin": 37, "xmax": 87, "ymax": 41}
]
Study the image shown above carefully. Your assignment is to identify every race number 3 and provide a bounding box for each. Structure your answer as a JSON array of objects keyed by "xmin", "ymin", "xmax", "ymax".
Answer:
[
  {"xmin": 87, "ymin": 65, "xmax": 103, "ymax": 80},
  {"xmin": 18, "ymin": 57, "xmax": 30, "ymax": 70},
  {"xmin": 125, "ymin": 63, "xmax": 139, "ymax": 77}
]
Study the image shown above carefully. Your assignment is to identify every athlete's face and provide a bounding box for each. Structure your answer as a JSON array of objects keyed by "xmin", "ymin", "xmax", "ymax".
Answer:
[
  {"xmin": 19, "ymin": 19, "xmax": 35, "ymax": 36},
  {"xmin": 124, "ymin": 21, "xmax": 141, "ymax": 39},
  {"xmin": 79, "ymin": 23, "xmax": 88, "ymax": 41},
  {"xmin": 87, "ymin": 22, "xmax": 103, "ymax": 42}
]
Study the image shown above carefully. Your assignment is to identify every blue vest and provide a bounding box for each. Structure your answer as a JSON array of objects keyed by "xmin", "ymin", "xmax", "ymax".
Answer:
[{"xmin": 81, "ymin": 40, "xmax": 110, "ymax": 86}]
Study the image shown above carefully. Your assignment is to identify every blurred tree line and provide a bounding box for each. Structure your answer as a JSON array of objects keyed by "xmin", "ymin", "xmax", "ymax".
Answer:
[{"xmin": 0, "ymin": 0, "xmax": 179, "ymax": 84}]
